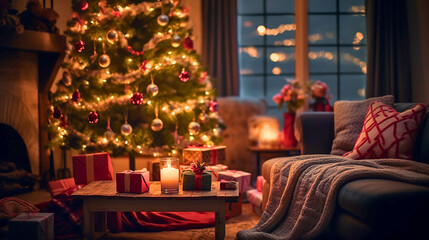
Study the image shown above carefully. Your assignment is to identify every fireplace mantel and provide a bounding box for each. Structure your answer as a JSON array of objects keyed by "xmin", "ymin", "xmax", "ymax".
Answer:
[{"xmin": 0, "ymin": 30, "xmax": 66, "ymax": 179}]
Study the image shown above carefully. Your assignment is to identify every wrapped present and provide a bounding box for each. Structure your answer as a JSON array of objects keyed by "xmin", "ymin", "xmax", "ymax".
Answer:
[
  {"xmin": 180, "ymin": 164, "xmax": 228, "ymax": 181},
  {"xmin": 218, "ymin": 170, "xmax": 251, "ymax": 193},
  {"xmin": 256, "ymin": 175, "xmax": 266, "ymax": 192},
  {"xmin": 116, "ymin": 169, "xmax": 150, "ymax": 193},
  {"xmin": 72, "ymin": 152, "xmax": 114, "ymax": 185},
  {"xmin": 182, "ymin": 146, "xmax": 226, "ymax": 165},
  {"xmin": 206, "ymin": 164, "xmax": 228, "ymax": 181},
  {"xmin": 182, "ymin": 170, "xmax": 212, "ymax": 191},
  {"xmin": 47, "ymin": 178, "xmax": 76, "ymax": 197},
  {"xmin": 220, "ymin": 180, "xmax": 237, "ymax": 190},
  {"xmin": 8, "ymin": 212, "xmax": 54, "ymax": 240},
  {"xmin": 246, "ymin": 189, "xmax": 263, "ymax": 216}
]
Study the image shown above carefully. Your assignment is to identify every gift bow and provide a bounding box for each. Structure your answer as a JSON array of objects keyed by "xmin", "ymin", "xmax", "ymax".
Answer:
[{"xmin": 123, "ymin": 169, "xmax": 149, "ymax": 192}]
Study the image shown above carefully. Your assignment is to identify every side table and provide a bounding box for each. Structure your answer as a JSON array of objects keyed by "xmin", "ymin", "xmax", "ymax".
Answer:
[{"xmin": 249, "ymin": 146, "xmax": 301, "ymax": 176}]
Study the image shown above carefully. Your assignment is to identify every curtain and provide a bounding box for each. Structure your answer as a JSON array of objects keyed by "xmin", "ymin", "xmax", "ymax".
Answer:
[
  {"xmin": 202, "ymin": 0, "xmax": 239, "ymax": 96},
  {"xmin": 365, "ymin": 0, "xmax": 412, "ymax": 102}
]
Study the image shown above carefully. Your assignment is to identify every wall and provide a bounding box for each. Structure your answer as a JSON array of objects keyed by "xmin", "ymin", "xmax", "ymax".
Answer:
[
  {"xmin": 0, "ymin": 51, "xmax": 40, "ymax": 174},
  {"xmin": 407, "ymin": 0, "xmax": 429, "ymax": 104}
]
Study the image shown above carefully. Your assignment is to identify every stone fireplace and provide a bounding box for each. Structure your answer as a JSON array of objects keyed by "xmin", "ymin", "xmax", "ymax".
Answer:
[{"xmin": 0, "ymin": 30, "xmax": 66, "ymax": 189}]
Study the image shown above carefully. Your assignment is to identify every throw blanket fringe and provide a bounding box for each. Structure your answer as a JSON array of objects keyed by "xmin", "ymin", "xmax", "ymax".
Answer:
[{"xmin": 237, "ymin": 155, "xmax": 429, "ymax": 240}]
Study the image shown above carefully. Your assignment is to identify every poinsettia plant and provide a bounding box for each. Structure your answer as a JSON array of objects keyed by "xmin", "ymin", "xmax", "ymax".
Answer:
[
  {"xmin": 272, "ymin": 79, "xmax": 309, "ymax": 113},
  {"xmin": 310, "ymin": 80, "xmax": 333, "ymax": 112}
]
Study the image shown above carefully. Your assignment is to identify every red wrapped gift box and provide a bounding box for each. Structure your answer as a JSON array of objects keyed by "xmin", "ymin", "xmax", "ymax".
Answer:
[
  {"xmin": 217, "ymin": 170, "xmax": 251, "ymax": 194},
  {"xmin": 47, "ymin": 178, "xmax": 76, "ymax": 197},
  {"xmin": 72, "ymin": 152, "xmax": 114, "ymax": 185},
  {"xmin": 246, "ymin": 189, "xmax": 263, "ymax": 216},
  {"xmin": 182, "ymin": 146, "xmax": 226, "ymax": 165},
  {"xmin": 256, "ymin": 175, "xmax": 266, "ymax": 192},
  {"xmin": 116, "ymin": 169, "xmax": 150, "ymax": 193}
]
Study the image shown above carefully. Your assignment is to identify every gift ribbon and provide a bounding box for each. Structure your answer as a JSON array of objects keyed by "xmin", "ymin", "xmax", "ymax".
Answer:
[
  {"xmin": 194, "ymin": 173, "xmax": 202, "ymax": 190},
  {"xmin": 211, "ymin": 148, "xmax": 217, "ymax": 164},
  {"xmin": 86, "ymin": 155, "xmax": 94, "ymax": 183},
  {"xmin": 124, "ymin": 170, "xmax": 132, "ymax": 192},
  {"xmin": 123, "ymin": 170, "xmax": 149, "ymax": 192}
]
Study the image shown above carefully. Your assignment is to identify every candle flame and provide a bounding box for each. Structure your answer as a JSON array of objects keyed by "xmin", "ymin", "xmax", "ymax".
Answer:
[{"xmin": 167, "ymin": 159, "xmax": 171, "ymax": 168}]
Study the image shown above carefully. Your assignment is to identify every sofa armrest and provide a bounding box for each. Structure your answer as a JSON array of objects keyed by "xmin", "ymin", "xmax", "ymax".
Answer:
[{"xmin": 295, "ymin": 112, "xmax": 334, "ymax": 154}]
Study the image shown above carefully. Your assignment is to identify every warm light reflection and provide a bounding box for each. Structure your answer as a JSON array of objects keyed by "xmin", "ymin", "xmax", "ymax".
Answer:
[
  {"xmin": 257, "ymin": 24, "xmax": 296, "ymax": 36},
  {"xmin": 272, "ymin": 67, "xmax": 281, "ymax": 75},
  {"xmin": 240, "ymin": 47, "xmax": 260, "ymax": 58}
]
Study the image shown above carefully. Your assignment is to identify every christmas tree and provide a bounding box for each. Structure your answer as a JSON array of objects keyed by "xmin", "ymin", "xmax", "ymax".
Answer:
[{"xmin": 47, "ymin": 0, "xmax": 223, "ymax": 158}]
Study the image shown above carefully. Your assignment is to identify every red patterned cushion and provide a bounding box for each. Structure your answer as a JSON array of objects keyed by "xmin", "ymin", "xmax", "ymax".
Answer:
[{"xmin": 343, "ymin": 101, "xmax": 426, "ymax": 160}]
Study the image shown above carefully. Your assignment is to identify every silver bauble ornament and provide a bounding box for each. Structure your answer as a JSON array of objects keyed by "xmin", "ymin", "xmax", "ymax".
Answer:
[
  {"xmin": 121, "ymin": 123, "xmax": 133, "ymax": 135},
  {"xmin": 213, "ymin": 127, "xmax": 222, "ymax": 137},
  {"xmin": 151, "ymin": 118, "xmax": 163, "ymax": 131},
  {"xmin": 188, "ymin": 121, "xmax": 200, "ymax": 135},
  {"xmin": 198, "ymin": 113, "xmax": 209, "ymax": 124},
  {"xmin": 106, "ymin": 30, "xmax": 118, "ymax": 43},
  {"xmin": 171, "ymin": 34, "xmax": 182, "ymax": 48},
  {"xmin": 61, "ymin": 71, "xmax": 72, "ymax": 86},
  {"xmin": 98, "ymin": 54, "xmax": 111, "ymax": 68},
  {"xmin": 157, "ymin": 14, "xmax": 169, "ymax": 26},
  {"xmin": 104, "ymin": 129, "xmax": 115, "ymax": 139},
  {"xmin": 146, "ymin": 83, "xmax": 159, "ymax": 97}
]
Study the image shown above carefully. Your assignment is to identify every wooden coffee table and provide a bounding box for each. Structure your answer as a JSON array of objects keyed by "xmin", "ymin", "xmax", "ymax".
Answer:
[{"xmin": 71, "ymin": 180, "xmax": 239, "ymax": 240}]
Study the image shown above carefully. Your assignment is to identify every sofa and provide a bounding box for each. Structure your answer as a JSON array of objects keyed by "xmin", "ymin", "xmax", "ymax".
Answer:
[{"xmin": 261, "ymin": 103, "xmax": 429, "ymax": 240}]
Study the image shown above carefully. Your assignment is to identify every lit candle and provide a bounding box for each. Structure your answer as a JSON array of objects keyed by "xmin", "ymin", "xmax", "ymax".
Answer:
[{"xmin": 160, "ymin": 158, "xmax": 179, "ymax": 193}]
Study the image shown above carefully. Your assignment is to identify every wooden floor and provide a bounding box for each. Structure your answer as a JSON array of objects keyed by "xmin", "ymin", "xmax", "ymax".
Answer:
[{"xmin": 14, "ymin": 189, "xmax": 261, "ymax": 240}]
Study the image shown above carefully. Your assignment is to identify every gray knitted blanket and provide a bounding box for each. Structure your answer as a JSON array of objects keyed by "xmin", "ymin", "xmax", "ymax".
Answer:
[{"xmin": 236, "ymin": 155, "xmax": 429, "ymax": 240}]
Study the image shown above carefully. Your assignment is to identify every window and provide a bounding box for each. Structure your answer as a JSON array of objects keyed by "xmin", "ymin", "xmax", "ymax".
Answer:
[
  {"xmin": 308, "ymin": 0, "xmax": 366, "ymax": 102},
  {"xmin": 237, "ymin": 0, "xmax": 295, "ymax": 120},
  {"xmin": 237, "ymin": 0, "xmax": 366, "ymax": 118}
]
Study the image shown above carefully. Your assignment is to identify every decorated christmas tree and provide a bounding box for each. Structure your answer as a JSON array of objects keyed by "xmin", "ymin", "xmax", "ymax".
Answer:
[{"xmin": 47, "ymin": 0, "xmax": 223, "ymax": 158}]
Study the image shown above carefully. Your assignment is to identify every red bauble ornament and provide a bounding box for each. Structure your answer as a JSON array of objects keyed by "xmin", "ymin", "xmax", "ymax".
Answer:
[
  {"xmin": 183, "ymin": 37, "xmax": 194, "ymax": 50},
  {"xmin": 53, "ymin": 107, "xmax": 62, "ymax": 119},
  {"xmin": 75, "ymin": 40, "xmax": 85, "ymax": 52},
  {"xmin": 209, "ymin": 101, "xmax": 219, "ymax": 112},
  {"xmin": 72, "ymin": 89, "xmax": 81, "ymax": 102},
  {"xmin": 179, "ymin": 70, "xmax": 190, "ymax": 82},
  {"xmin": 88, "ymin": 111, "xmax": 99, "ymax": 124},
  {"xmin": 60, "ymin": 116, "xmax": 68, "ymax": 128},
  {"xmin": 80, "ymin": 1, "xmax": 89, "ymax": 11},
  {"xmin": 130, "ymin": 92, "xmax": 143, "ymax": 105}
]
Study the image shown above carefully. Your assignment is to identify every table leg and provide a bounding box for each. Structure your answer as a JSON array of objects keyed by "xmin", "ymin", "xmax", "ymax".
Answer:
[
  {"xmin": 83, "ymin": 201, "xmax": 94, "ymax": 240},
  {"xmin": 215, "ymin": 201, "xmax": 226, "ymax": 240}
]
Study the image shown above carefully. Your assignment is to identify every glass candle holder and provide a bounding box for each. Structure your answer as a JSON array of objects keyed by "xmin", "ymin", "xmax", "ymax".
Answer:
[{"xmin": 160, "ymin": 157, "xmax": 179, "ymax": 194}]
